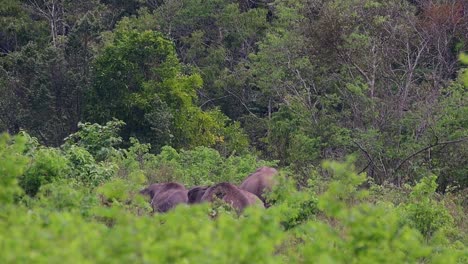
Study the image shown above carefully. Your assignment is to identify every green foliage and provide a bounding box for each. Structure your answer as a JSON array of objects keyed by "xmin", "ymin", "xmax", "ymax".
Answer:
[
  {"xmin": 64, "ymin": 145, "xmax": 117, "ymax": 187},
  {"xmin": 114, "ymin": 0, "xmax": 270, "ymax": 122},
  {"xmin": 97, "ymin": 178, "xmax": 130, "ymax": 203},
  {"xmin": 0, "ymin": 207, "xmax": 106, "ymax": 263},
  {"xmin": 0, "ymin": 0, "xmax": 48, "ymax": 52},
  {"xmin": 400, "ymin": 175, "xmax": 454, "ymax": 239},
  {"xmin": 430, "ymin": 78, "xmax": 468, "ymax": 191},
  {"xmin": 0, "ymin": 203, "xmax": 286, "ymax": 263},
  {"xmin": 460, "ymin": 53, "xmax": 468, "ymax": 86},
  {"xmin": 119, "ymin": 143, "xmax": 276, "ymax": 186},
  {"xmin": 97, "ymin": 158, "xmax": 146, "ymax": 201},
  {"xmin": 294, "ymin": 206, "xmax": 433, "ymax": 264},
  {"xmin": 87, "ymin": 28, "xmax": 234, "ymax": 150},
  {"xmin": 1, "ymin": 0, "xmax": 466, "ymax": 192},
  {"xmin": 318, "ymin": 156, "xmax": 369, "ymax": 218},
  {"xmin": 289, "ymin": 156, "xmax": 460, "ymax": 264},
  {"xmin": 215, "ymin": 120, "xmax": 250, "ymax": 156},
  {"xmin": 0, "ymin": 42, "xmax": 81, "ymax": 145},
  {"xmin": 34, "ymin": 180, "xmax": 99, "ymax": 216},
  {"xmin": 19, "ymin": 147, "xmax": 70, "ymax": 197},
  {"xmin": 267, "ymin": 173, "xmax": 319, "ymax": 230},
  {"xmin": 63, "ymin": 119, "xmax": 124, "ymax": 161},
  {"xmin": 0, "ymin": 133, "xmax": 28, "ymax": 203},
  {"xmin": 265, "ymin": 100, "xmax": 352, "ymax": 184},
  {"xmin": 60, "ymin": 121, "xmax": 121, "ymax": 186},
  {"xmin": 1, "ymin": 134, "xmax": 467, "ymax": 263},
  {"xmin": 1, "ymin": 0, "xmax": 468, "ymax": 262}
]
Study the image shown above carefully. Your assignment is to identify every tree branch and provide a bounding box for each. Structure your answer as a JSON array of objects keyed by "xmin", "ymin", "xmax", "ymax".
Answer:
[
  {"xmin": 394, "ymin": 137, "xmax": 468, "ymax": 173},
  {"xmin": 353, "ymin": 141, "xmax": 376, "ymax": 173},
  {"xmin": 222, "ymin": 88, "xmax": 259, "ymax": 119}
]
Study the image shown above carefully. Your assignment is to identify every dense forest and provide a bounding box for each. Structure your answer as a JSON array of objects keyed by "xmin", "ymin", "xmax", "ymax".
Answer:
[{"xmin": 0, "ymin": 0, "xmax": 467, "ymax": 262}]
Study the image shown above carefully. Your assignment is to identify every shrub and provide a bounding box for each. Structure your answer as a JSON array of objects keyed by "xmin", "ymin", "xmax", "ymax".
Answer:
[
  {"xmin": 400, "ymin": 175, "xmax": 454, "ymax": 239},
  {"xmin": 19, "ymin": 147, "xmax": 70, "ymax": 196},
  {"xmin": 117, "ymin": 143, "xmax": 276, "ymax": 187},
  {"xmin": 291, "ymin": 157, "xmax": 435, "ymax": 263},
  {"xmin": 266, "ymin": 172, "xmax": 319, "ymax": 230},
  {"xmin": 1, "ymin": 131, "xmax": 466, "ymax": 263},
  {"xmin": 96, "ymin": 173, "xmax": 150, "ymax": 216},
  {"xmin": 32, "ymin": 180, "xmax": 99, "ymax": 217},
  {"xmin": 0, "ymin": 133, "xmax": 29, "ymax": 203},
  {"xmin": 65, "ymin": 145, "xmax": 116, "ymax": 187},
  {"xmin": 62, "ymin": 119, "xmax": 124, "ymax": 161}
]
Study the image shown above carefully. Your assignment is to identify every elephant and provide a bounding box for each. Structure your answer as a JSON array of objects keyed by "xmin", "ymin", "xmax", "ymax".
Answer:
[
  {"xmin": 140, "ymin": 182, "xmax": 188, "ymax": 213},
  {"xmin": 200, "ymin": 182, "xmax": 264, "ymax": 213},
  {"xmin": 240, "ymin": 166, "xmax": 278, "ymax": 207},
  {"xmin": 187, "ymin": 186, "xmax": 209, "ymax": 204}
]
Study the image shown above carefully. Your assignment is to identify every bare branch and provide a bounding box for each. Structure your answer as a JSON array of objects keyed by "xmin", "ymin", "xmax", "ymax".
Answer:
[
  {"xmin": 394, "ymin": 137, "xmax": 468, "ymax": 173},
  {"xmin": 358, "ymin": 161, "xmax": 371, "ymax": 175},
  {"xmin": 353, "ymin": 140, "xmax": 376, "ymax": 172},
  {"xmin": 200, "ymin": 95, "xmax": 229, "ymax": 108},
  {"xmin": 222, "ymin": 88, "xmax": 259, "ymax": 119}
]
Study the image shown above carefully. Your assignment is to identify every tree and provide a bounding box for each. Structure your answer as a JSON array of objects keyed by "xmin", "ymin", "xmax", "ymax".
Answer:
[
  {"xmin": 243, "ymin": 0, "xmax": 467, "ymax": 186},
  {"xmin": 0, "ymin": 0, "xmax": 124, "ymax": 145},
  {"xmin": 0, "ymin": 0, "xmax": 48, "ymax": 53},
  {"xmin": 86, "ymin": 29, "xmax": 229, "ymax": 151},
  {"xmin": 0, "ymin": 42, "xmax": 81, "ymax": 145}
]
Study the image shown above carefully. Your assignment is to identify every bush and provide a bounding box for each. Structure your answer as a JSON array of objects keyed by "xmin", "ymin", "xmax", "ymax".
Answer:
[
  {"xmin": 19, "ymin": 147, "xmax": 70, "ymax": 196},
  {"xmin": 0, "ymin": 133, "xmax": 29, "ymax": 203},
  {"xmin": 290, "ymin": 157, "xmax": 438, "ymax": 263},
  {"xmin": 266, "ymin": 172, "xmax": 319, "ymax": 230},
  {"xmin": 116, "ymin": 143, "xmax": 277, "ymax": 187},
  {"xmin": 65, "ymin": 145, "xmax": 116, "ymax": 187},
  {"xmin": 62, "ymin": 120, "xmax": 124, "ymax": 161},
  {"xmin": 1, "ymin": 131, "xmax": 466, "ymax": 263},
  {"xmin": 96, "ymin": 172, "xmax": 150, "ymax": 216},
  {"xmin": 33, "ymin": 180, "xmax": 99, "ymax": 216},
  {"xmin": 0, "ymin": 203, "xmax": 285, "ymax": 263},
  {"xmin": 400, "ymin": 175, "xmax": 454, "ymax": 239}
]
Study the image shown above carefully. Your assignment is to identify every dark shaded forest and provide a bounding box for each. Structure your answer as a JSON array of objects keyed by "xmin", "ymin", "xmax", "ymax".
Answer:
[{"xmin": 0, "ymin": 0, "xmax": 467, "ymax": 262}]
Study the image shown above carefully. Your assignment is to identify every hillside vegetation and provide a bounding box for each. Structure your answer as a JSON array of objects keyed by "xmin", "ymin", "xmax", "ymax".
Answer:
[{"xmin": 0, "ymin": 0, "xmax": 467, "ymax": 262}]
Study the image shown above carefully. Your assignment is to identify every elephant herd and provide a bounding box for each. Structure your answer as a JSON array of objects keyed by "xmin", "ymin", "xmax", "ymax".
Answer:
[{"xmin": 139, "ymin": 166, "xmax": 278, "ymax": 214}]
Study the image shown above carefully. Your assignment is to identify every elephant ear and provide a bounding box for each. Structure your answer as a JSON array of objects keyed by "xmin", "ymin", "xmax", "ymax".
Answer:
[
  {"xmin": 188, "ymin": 188, "xmax": 199, "ymax": 203},
  {"xmin": 140, "ymin": 188, "xmax": 154, "ymax": 199}
]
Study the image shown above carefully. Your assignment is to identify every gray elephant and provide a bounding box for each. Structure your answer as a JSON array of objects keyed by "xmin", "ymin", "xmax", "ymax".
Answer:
[
  {"xmin": 240, "ymin": 166, "xmax": 278, "ymax": 207},
  {"xmin": 200, "ymin": 182, "xmax": 264, "ymax": 213},
  {"xmin": 140, "ymin": 182, "xmax": 188, "ymax": 213}
]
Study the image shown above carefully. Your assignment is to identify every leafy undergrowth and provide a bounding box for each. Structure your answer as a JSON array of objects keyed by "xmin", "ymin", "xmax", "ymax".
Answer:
[{"xmin": 0, "ymin": 130, "xmax": 466, "ymax": 263}]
